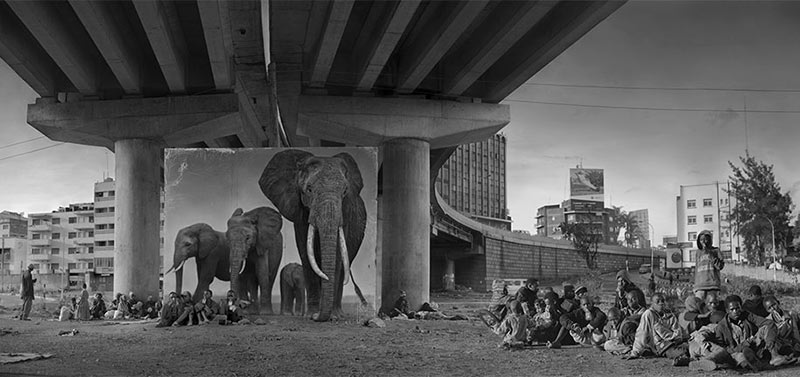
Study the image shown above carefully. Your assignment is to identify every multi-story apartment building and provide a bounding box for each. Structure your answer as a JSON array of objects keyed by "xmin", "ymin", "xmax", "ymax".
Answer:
[
  {"xmin": 1, "ymin": 210, "xmax": 28, "ymax": 238},
  {"xmin": 676, "ymin": 182, "xmax": 737, "ymax": 265},
  {"xmin": 435, "ymin": 133, "xmax": 511, "ymax": 230},
  {"xmin": 24, "ymin": 178, "xmax": 164, "ymax": 292},
  {"xmin": 1, "ymin": 211, "xmax": 28, "ymax": 279},
  {"xmin": 535, "ymin": 204, "xmax": 564, "ymax": 239},
  {"xmin": 629, "ymin": 209, "xmax": 651, "ymax": 248}
]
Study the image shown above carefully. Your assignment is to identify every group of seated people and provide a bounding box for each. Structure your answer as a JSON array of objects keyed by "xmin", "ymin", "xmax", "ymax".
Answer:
[
  {"xmin": 155, "ymin": 289, "xmax": 249, "ymax": 327},
  {"xmin": 58, "ymin": 291, "xmax": 161, "ymax": 321},
  {"xmin": 486, "ymin": 273, "xmax": 800, "ymax": 372}
]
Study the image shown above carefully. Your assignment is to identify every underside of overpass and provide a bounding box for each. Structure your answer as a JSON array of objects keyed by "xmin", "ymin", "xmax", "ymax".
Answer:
[{"xmin": 0, "ymin": 0, "xmax": 626, "ymax": 315}]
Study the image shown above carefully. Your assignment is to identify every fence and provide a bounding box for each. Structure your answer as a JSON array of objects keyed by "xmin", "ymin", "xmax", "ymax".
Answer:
[{"xmin": 723, "ymin": 263, "xmax": 800, "ymax": 284}]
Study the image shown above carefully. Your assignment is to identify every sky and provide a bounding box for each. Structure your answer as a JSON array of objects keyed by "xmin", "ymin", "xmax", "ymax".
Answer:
[{"xmin": 2, "ymin": 1, "xmax": 800, "ymax": 245}]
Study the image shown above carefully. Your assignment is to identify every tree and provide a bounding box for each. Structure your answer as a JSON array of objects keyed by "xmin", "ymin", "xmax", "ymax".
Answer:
[
  {"xmin": 560, "ymin": 221, "xmax": 601, "ymax": 269},
  {"xmin": 606, "ymin": 206, "xmax": 625, "ymax": 246},
  {"xmin": 729, "ymin": 155, "xmax": 794, "ymax": 265},
  {"xmin": 618, "ymin": 212, "xmax": 640, "ymax": 248}
]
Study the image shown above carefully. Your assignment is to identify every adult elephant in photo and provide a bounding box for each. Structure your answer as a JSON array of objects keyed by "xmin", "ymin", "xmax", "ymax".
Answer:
[
  {"xmin": 166, "ymin": 223, "xmax": 230, "ymax": 302},
  {"xmin": 260, "ymin": 149, "xmax": 368, "ymax": 322},
  {"xmin": 226, "ymin": 207, "xmax": 283, "ymax": 314},
  {"xmin": 280, "ymin": 262, "xmax": 306, "ymax": 316}
]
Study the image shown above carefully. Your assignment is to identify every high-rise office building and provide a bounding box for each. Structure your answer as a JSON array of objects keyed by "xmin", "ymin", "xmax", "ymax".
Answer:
[
  {"xmin": 435, "ymin": 133, "xmax": 510, "ymax": 230},
  {"xmin": 535, "ymin": 204, "xmax": 564, "ymax": 239},
  {"xmin": 629, "ymin": 209, "xmax": 651, "ymax": 248},
  {"xmin": 676, "ymin": 182, "xmax": 737, "ymax": 264}
]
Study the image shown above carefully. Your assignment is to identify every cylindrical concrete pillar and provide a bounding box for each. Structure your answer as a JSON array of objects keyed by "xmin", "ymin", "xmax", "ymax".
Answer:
[
  {"xmin": 443, "ymin": 257, "xmax": 456, "ymax": 291},
  {"xmin": 381, "ymin": 138, "xmax": 429, "ymax": 312},
  {"xmin": 114, "ymin": 139, "xmax": 161, "ymax": 300}
]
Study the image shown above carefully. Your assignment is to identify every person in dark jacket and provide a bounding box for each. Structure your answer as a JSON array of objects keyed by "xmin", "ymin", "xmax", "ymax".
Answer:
[
  {"xmin": 515, "ymin": 278, "xmax": 539, "ymax": 316},
  {"xmin": 19, "ymin": 264, "xmax": 37, "ymax": 320},
  {"xmin": 742, "ymin": 285, "xmax": 768, "ymax": 318},
  {"xmin": 714, "ymin": 295, "xmax": 793, "ymax": 370},
  {"xmin": 547, "ymin": 296, "xmax": 607, "ymax": 349}
]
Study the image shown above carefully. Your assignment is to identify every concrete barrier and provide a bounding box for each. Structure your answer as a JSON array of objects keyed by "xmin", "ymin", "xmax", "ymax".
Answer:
[{"xmin": 723, "ymin": 263, "xmax": 800, "ymax": 284}]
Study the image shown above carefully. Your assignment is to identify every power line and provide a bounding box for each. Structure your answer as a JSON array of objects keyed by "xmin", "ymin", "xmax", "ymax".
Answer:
[
  {"xmin": 0, "ymin": 136, "xmax": 45, "ymax": 150},
  {"xmin": 0, "ymin": 142, "xmax": 66, "ymax": 162},
  {"xmin": 503, "ymin": 98, "xmax": 800, "ymax": 114},
  {"xmin": 521, "ymin": 82, "xmax": 800, "ymax": 93}
]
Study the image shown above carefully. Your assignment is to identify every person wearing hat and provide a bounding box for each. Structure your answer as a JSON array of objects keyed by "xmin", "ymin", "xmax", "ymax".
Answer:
[
  {"xmin": 693, "ymin": 230, "xmax": 724, "ymax": 302},
  {"xmin": 19, "ymin": 263, "xmax": 37, "ymax": 320},
  {"xmin": 575, "ymin": 286, "xmax": 588, "ymax": 299}
]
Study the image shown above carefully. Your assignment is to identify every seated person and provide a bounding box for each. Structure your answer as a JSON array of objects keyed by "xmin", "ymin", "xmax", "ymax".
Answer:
[
  {"xmin": 687, "ymin": 311, "xmax": 731, "ymax": 371},
  {"xmin": 603, "ymin": 307, "xmax": 631, "ymax": 355},
  {"xmin": 705, "ymin": 293, "xmax": 724, "ymax": 312},
  {"xmin": 528, "ymin": 299, "xmax": 558, "ymax": 344},
  {"xmin": 194, "ymin": 289, "xmax": 221, "ymax": 324},
  {"xmin": 614, "ymin": 270, "xmax": 638, "ymax": 310},
  {"xmin": 487, "ymin": 283, "xmax": 512, "ymax": 323},
  {"xmin": 220, "ymin": 290, "xmax": 248, "ymax": 324},
  {"xmin": 713, "ymin": 294, "xmax": 792, "ymax": 370},
  {"xmin": 142, "ymin": 295, "xmax": 159, "ymax": 319},
  {"xmin": 492, "ymin": 300, "xmax": 529, "ymax": 349},
  {"xmin": 623, "ymin": 293, "xmax": 689, "ymax": 365},
  {"xmin": 548, "ymin": 296, "xmax": 607, "ymax": 349},
  {"xmin": 742, "ymin": 285, "xmax": 768, "ymax": 317},
  {"xmin": 59, "ymin": 298, "xmax": 76, "ymax": 321},
  {"xmin": 89, "ymin": 293, "xmax": 107, "ymax": 320},
  {"xmin": 172, "ymin": 291, "xmax": 197, "ymax": 326},
  {"xmin": 515, "ymin": 278, "xmax": 539, "ymax": 316},
  {"xmin": 128, "ymin": 292, "xmax": 143, "ymax": 318},
  {"xmin": 105, "ymin": 293, "xmax": 130, "ymax": 320},
  {"xmin": 618, "ymin": 289, "xmax": 647, "ymax": 346},
  {"xmin": 156, "ymin": 291, "xmax": 182, "ymax": 327},
  {"xmin": 389, "ymin": 290, "xmax": 413, "ymax": 319},
  {"xmin": 680, "ymin": 296, "xmax": 711, "ymax": 334},
  {"xmin": 558, "ymin": 284, "xmax": 580, "ymax": 314},
  {"xmin": 763, "ymin": 295, "xmax": 800, "ymax": 357},
  {"xmin": 574, "ymin": 286, "xmax": 588, "ymax": 301}
]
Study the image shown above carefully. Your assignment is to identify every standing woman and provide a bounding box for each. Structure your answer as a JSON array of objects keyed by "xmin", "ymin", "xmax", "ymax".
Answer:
[
  {"xmin": 693, "ymin": 230, "xmax": 724, "ymax": 302},
  {"xmin": 76, "ymin": 283, "xmax": 91, "ymax": 320}
]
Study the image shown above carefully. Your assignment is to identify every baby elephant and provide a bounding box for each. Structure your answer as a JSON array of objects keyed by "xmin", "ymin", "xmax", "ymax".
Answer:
[{"xmin": 280, "ymin": 263, "xmax": 306, "ymax": 316}]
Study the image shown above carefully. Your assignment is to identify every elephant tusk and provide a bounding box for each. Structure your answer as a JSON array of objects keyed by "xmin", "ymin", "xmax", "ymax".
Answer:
[
  {"xmin": 339, "ymin": 227, "xmax": 350, "ymax": 286},
  {"xmin": 170, "ymin": 259, "xmax": 186, "ymax": 274},
  {"xmin": 239, "ymin": 259, "xmax": 247, "ymax": 275},
  {"xmin": 306, "ymin": 224, "xmax": 329, "ymax": 281}
]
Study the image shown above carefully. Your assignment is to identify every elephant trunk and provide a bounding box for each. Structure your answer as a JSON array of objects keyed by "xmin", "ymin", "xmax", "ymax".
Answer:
[
  {"xmin": 311, "ymin": 196, "xmax": 341, "ymax": 322},
  {"xmin": 175, "ymin": 266, "xmax": 183, "ymax": 295},
  {"xmin": 229, "ymin": 241, "xmax": 247, "ymax": 300}
]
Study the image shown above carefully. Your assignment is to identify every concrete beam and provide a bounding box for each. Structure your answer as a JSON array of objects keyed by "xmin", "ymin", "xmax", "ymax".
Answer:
[
  {"xmin": 6, "ymin": 1, "xmax": 97, "ymax": 94},
  {"xmin": 442, "ymin": 1, "xmax": 558, "ymax": 96},
  {"xmin": 307, "ymin": 0, "xmax": 354, "ymax": 88},
  {"xmin": 198, "ymin": 0, "xmax": 233, "ymax": 90},
  {"xmin": 162, "ymin": 112, "xmax": 242, "ymax": 147},
  {"xmin": 354, "ymin": 0, "xmax": 420, "ymax": 91},
  {"xmin": 483, "ymin": 0, "xmax": 626, "ymax": 102},
  {"xmin": 27, "ymin": 93, "xmax": 239, "ymax": 147},
  {"xmin": 69, "ymin": 0, "xmax": 141, "ymax": 94},
  {"xmin": 0, "ymin": 4, "xmax": 64, "ymax": 96},
  {"xmin": 295, "ymin": 95, "xmax": 509, "ymax": 149},
  {"xmin": 133, "ymin": 0, "xmax": 188, "ymax": 93},
  {"xmin": 396, "ymin": 1, "xmax": 488, "ymax": 92}
]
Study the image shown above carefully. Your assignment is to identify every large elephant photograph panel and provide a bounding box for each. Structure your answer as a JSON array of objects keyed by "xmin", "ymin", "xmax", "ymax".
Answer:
[{"xmin": 163, "ymin": 148, "xmax": 378, "ymax": 319}]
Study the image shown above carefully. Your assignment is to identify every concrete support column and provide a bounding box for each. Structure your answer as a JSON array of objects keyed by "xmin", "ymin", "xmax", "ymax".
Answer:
[
  {"xmin": 381, "ymin": 138, "xmax": 429, "ymax": 312},
  {"xmin": 114, "ymin": 139, "xmax": 161, "ymax": 300},
  {"xmin": 443, "ymin": 257, "xmax": 456, "ymax": 291}
]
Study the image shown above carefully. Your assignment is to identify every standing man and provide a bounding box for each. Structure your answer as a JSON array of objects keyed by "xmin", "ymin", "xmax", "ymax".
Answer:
[
  {"xmin": 20, "ymin": 263, "xmax": 36, "ymax": 320},
  {"xmin": 694, "ymin": 230, "xmax": 724, "ymax": 302}
]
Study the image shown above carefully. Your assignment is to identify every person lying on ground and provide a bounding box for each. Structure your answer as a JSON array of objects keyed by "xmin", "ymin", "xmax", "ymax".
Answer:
[
  {"xmin": 680, "ymin": 296, "xmax": 711, "ymax": 334},
  {"xmin": 763, "ymin": 295, "xmax": 800, "ymax": 357},
  {"xmin": 515, "ymin": 278, "xmax": 539, "ymax": 316},
  {"xmin": 614, "ymin": 270, "xmax": 638, "ymax": 310},
  {"xmin": 742, "ymin": 285, "xmax": 768, "ymax": 318},
  {"xmin": 712, "ymin": 294, "xmax": 793, "ymax": 370},
  {"xmin": 195, "ymin": 289, "xmax": 221, "ymax": 325},
  {"xmin": 623, "ymin": 293, "xmax": 690, "ymax": 366},
  {"xmin": 528, "ymin": 299, "xmax": 558, "ymax": 345},
  {"xmin": 603, "ymin": 307, "xmax": 631, "ymax": 355},
  {"xmin": 89, "ymin": 293, "xmax": 106, "ymax": 320},
  {"xmin": 547, "ymin": 296, "xmax": 607, "ymax": 349},
  {"xmin": 156, "ymin": 291, "xmax": 182, "ymax": 328},
  {"xmin": 558, "ymin": 284, "xmax": 580, "ymax": 314},
  {"xmin": 492, "ymin": 300, "xmax": 529, "ymax": 349}
]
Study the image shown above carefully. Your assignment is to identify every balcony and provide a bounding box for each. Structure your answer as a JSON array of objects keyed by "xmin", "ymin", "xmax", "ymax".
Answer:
[
  {"xmin": 73, "ymin": 222, "xmax": 94, "ymax": 230},
  {"xmin": 29, "ymin": 224, "xmax": 52, "ymax": 232},
  {"xmin": 75, "ymin": 254, "xmax": 95, "ymax": 261},
  {"xmin": 30, "ymin": 239, "xmax": 50, "ymax": 246},
  {"xmin": 75, "ymin": 237, "xmax": 94, "ymax": 245},
  {"xmin": 29, "ymin": 253, "xmax": 49, "ymax": 261}
]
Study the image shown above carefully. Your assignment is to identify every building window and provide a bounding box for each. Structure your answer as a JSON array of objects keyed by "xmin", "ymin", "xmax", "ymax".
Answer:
[
  {"xmin": 687, "ymin": 200, "xmax": 696, "ymax": 209},
  {"xmin": 68, "ymin": 263, "xmax": 77, "ymax": 270},
  {"xmin": 704, "ymin": 215, "xmax": 713, "ymax": 223},
  {"xmin": 31, "ymin": 248, "xmax": 42, "ymax": 255},
  {"xmin": 688, "ymin": 232, "xmax": 698, "ymax": 241},
  {"xmin": 69, "ymin": 217, "xmax": 77, "ymax": 224},
  {"xmin": 68, "ymin": 232, "xmax": 77, "ymax": 239},
  {"xmin": 32, "ymin": 233, "xmax": 41, "ymax": 240},
  {"xmin": 88, "ymin": 262, "xmax": 94, "ymax": 269},
  {"xmin": 51, "ymin": 248, "xmax": 60, "ymax": 255},
  {"xmin": 688, "ymin": 216, "xmax": 697, "ymax": 225},
  {"xmin": 50, "ymin": 263, "xmax": 59, "ymax": 271},
  {"xmin": 52, "ymin": 233, "xmax": 60, "ymax": 239},
  {"xmin": 88, "ymin": 247, "xmax": 94, "ymax": 254},
  {"xmin": 32, "ymin": 219, "xmax": 41, "ymax": 226},
  {"xmin": 52, "ymin": 218, "xmax": 60, "ymax": 225},
  {"xmin": 109, "ymin": 207, "xmax": 115, "ymax": 213},
  {"xmin": 68, "ymin": 248, "xmax": 78, "ymax": 254},
  {"xmin": 703, "ymin": 198, "xmax": 712, "ymax": 207},
  {"xmin": 108, "ymin": 190, "xmax": 115, "ymax": 197}
]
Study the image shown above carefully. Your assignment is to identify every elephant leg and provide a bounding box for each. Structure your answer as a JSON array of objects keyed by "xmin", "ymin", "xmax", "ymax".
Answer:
[
  {"xmin": 195, "ymin": 263, "xmax": 214, "ymax": 302},
  {"xmin": 294, "ymin": 283, "xmax": 305, "ymax": 316},
  {"xmin": 280, "ymin": 272, "xmax": 293, "ymax": 315},
  {"xmin": 254, "ymin": 256, "xmax": 272, "ymax": 315},
  {"xmin": 295, "ymin": 224, "xmax": 321, "ymax": 316}
]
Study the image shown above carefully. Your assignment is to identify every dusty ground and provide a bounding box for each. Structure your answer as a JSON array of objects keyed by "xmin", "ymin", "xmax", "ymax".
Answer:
[{"xmin": 2, "ymin": 274, "xmax": 800, "ymax": 376}]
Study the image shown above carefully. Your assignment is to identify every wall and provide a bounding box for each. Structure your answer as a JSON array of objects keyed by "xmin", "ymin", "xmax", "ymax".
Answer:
[{"xmin": 723, "ymin": 263, "xmax": 800, "ymax": 284}]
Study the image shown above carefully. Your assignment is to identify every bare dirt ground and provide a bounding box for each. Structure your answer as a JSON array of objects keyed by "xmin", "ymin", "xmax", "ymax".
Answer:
[{"xmin": 2, "ymin": 274, "xmax": 800, "ymax": 376}]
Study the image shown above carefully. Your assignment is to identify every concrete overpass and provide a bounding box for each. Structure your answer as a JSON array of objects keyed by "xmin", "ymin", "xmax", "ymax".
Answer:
[{"xmin": 0, "ymin": 0, "xmax": 626, "ymax": 312}]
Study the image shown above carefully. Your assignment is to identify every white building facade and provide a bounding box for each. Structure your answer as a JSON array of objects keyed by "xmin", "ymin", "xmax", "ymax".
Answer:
[{"xmin": 675, "ymin": 182, "xmax": 739, "ymax": 267}]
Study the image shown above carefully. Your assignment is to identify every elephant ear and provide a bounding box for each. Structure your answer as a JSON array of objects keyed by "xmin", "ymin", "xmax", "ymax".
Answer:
[
  {"xmin": 334, "ymin": 153, "xmax": 367, "ymax": 257},
  {"xmin": 244, "ymin": 207, "xmax": 283, "ymax": 257},
  {"xmin": 194, "ymin": 223, "xmax": 219, "ymax": 260},
  {"xmin": 259, "ymin": 149, "xmax": 314, "ymax": 223}
]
